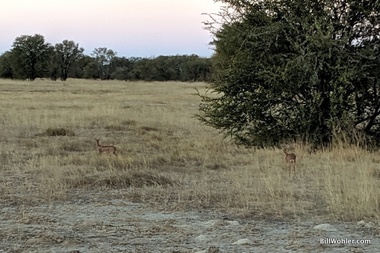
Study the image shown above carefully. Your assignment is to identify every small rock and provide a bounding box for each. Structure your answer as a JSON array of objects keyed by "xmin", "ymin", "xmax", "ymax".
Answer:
[
  {"xmin": 204, "ymin": 220, "xmax": 221, "ymax": 227},
  {"xmin": 226, "ymin": 220, "xmax": 240, "ymax": 226},
  {"xmin": 313, "ymin": 224, "xmax": 338, "ymax": 232},
  {"xmin": 365, "ymin": 222, "xmax": 375, "ymax": 228},
  {"xmin": 194, "ymin": 234, "xmax": 208, "ymax": 242},
  {"xmin": 357, "ymin": 220, "xmax": 375, "ymax": 228},
  {"xmin": 232, "ymin": 238, "xmax": 253, "ymax": 245},
  {"xmin": 357, "ymin": 220, "xmax": 366, "ymax": 227}
]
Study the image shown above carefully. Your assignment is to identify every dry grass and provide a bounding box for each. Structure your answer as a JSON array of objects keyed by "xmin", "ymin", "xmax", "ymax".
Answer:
[{"xmin": 0, "ymin": 79, "xmax": 379, "ymax": 221}]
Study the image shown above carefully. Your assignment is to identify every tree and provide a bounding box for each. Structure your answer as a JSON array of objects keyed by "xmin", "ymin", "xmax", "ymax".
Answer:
[
  {"xmin": 53, "ymin": 40, "xmax": 84, "ymax": 81},
  {"xmin": 199, "ymin": 0, "xmax": 380, "ymax": 148},
  {"xmin": 83, "ymin": 59, "xmax": 101, "ymax": 79},
  {"xmin": 91, "ymin": 47, "xmax": 117, "ymax": 79},
  {"xmin": 10, "ymin": 34, "xmax": 52, "ymax": 80},
  {"xmin": 109, "ymin": 56, "xmax": 134, "ymax": 80},
  {"xmin": 182, "ymin": 55, "xmax": 212, "ymax": 82},
  {"xmin": 72, "ymin": 55, "xmax": 94, "ymax": 79},
  {"xmin": 0, "ymin": 51, "xmax": 13, "ymax": 78}
]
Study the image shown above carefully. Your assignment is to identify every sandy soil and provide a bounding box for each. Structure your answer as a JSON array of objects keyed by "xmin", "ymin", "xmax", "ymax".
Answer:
[{"xmin": 0, "ymin": 190, "xmax": 378, "ymax": 253}]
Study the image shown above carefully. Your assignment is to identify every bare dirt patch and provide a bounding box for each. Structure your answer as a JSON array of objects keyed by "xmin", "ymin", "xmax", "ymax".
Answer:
[{"xmin": 1, "ymin": 190, "xmax": 378, "ymax": 253}]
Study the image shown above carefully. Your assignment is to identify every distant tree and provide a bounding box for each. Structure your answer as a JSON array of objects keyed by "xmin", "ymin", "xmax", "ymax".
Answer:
[
  {"xmin": 199, "ymin": 0, "xmax": 380, "ymax": 148},
  {"xmin": 127, "ymin": 57, "xmax": 144, "ymax": 80},
  {"xmin": 91, "ymin": 47, "xmax": 117, "ymax": 79},
  {"xmin": 71, "ymin": 55, "xmax": 93, "ymax": 78},
  {"xmin": 109, "ymin": 56, "xmax": 134, "ymax": 80},
  {"xmin": 130, "ymin": 58, "xmax": 155, "ymax": 80},
  {"xmin": 125, "ymin": 55, "xmax": 212, "ymax": 82},
  {"xmin": 83, "ymin": 60, "xmax": 101, "ymax": 79},
  {"xmin": 181, "ymin": 55, "xmax": 212, "ymax": 82},
  {"xmin": 152, "ymin": 56, "xmax": 178, "ymax": 81},
  {"xmin": 52, "ymin": 40, "xmax": 84, "ymax": 81},
  {"xmin": 0, "ymin": 51, "xmax": 13, "ymax": 78},
  {"xmin": 10, "ymin": 34, "xmax": 52, "ymax": 80}
]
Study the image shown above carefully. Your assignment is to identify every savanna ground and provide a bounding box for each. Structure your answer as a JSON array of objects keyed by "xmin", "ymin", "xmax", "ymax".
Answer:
[{"xmin": 0, "ymin": 79, "xmax": 379, "ymax": 252}]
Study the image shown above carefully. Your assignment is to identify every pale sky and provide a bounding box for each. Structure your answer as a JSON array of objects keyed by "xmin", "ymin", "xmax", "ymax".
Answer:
[{"xmin": 0, "ymin": 0, "xmax": 221, "ymax": 57}]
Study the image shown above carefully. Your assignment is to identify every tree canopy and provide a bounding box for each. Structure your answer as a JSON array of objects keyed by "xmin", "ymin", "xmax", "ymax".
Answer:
[
  {"xmin": 52, "ymin": 40, "xmax": 84, "ymax": 81},
  {"xmin": 199, "ymin": 0, "xmax": 380, "ymax": 148},
  {"xmin": 10, "ymin": 34, "xmax": 52, "ymax": 80}
]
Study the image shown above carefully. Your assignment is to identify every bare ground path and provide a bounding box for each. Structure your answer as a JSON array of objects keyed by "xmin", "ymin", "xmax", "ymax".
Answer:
[{"xmin": 0, "ymin": 190, "xmax": 378, "ymax": 253}]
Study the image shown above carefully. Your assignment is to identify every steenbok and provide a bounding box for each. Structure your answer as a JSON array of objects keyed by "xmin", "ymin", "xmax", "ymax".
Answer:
[
  {"xmin": 283, "ymin": 148, "xmax": 296, "ymax": 176},
  {"xmin": 95, "ymin": 139, "xmax": 117, "ymax": 156}
]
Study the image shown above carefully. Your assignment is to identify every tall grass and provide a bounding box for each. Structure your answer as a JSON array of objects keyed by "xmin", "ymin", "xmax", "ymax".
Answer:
[{"xmin": 0, "ymin": 79, "xmax": 379, "ymax": 221}]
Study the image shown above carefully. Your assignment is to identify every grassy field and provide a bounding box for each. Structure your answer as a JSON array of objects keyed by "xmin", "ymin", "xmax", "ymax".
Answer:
[{"xmin": 0, "ymin": 78, "xmax": 379, "ymax": 222}]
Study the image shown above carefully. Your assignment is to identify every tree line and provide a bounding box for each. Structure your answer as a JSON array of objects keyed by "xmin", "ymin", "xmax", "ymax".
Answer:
[{"xmin": 0, "ymin": 34, "xmax": 212, "ymax": 82}]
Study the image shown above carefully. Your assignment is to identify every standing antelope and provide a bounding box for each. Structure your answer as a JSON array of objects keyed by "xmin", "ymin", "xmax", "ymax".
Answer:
[
  {"xmin": 95, "ymin": 139, "xmax": 117, "ymax": 156},
  {"xmin": 283, "ymin": 148, "xmax": 296, "ymax": 176}
]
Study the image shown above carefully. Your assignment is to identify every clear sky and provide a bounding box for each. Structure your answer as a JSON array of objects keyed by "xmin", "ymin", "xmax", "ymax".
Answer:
[{"xmin": 0, "ymin": 0, "xmax": 221, "ymax": 58}]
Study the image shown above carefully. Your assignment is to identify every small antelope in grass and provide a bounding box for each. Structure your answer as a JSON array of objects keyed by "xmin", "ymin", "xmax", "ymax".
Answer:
[
  {"xmin": 283, "ymin": 148, "xmax": 296, "ymax": 176},
  {"xmin": 95, "ymin": 138, "xmax": 117, "ymax": 156}
]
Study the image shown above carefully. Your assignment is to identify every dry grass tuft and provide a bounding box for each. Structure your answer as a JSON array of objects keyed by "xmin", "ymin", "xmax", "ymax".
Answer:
[
  {"xmin": 36, "ymin": 127, "xmax": 75, "ymax": 137},
  {"xmin": 0, "ymin": 79, "xmax": 379, "ymax": 222},
  {"xmin": 65, "ymin": 169, "xmax": 174, "ymax": 188}
]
